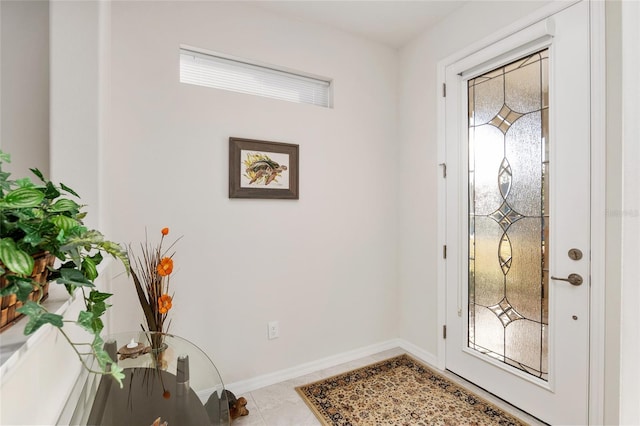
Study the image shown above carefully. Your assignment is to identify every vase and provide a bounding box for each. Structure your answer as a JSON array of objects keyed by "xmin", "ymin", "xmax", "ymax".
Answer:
[
  {"xmin": 151, "ymin": 342, "xmax": 168, "ymax": 355},
  {"xmin": 149, "ymin": 332, "xmax": 167, "ymax": 351},
  {"xmin": 152, "ymin": 343, "xmax": 169, "ymax": 370},
  {"xmin": 148, "ymin": 332, "xmax": 169, "ymax": 370}
]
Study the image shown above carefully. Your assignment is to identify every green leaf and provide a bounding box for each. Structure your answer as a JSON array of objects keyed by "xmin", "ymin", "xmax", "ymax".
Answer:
[
  {"xmin": 29, "ymin": 168, "xmax": 45, "ymax": 182},
  {"xmin": 17, "ymin": 301, "xmax": 63, "ymax": 335},
  {"xmin": 92, "ymin": 334, "xmax": 104, "ymax": 351},
  {"xmin": 77, "ymin": 310, "xmax": 103, "ymax": 334},
  {"xmin": 51, "ymin": 214, "xmax": 80, "ymax": 232},
  {"xmin": 0, "ymin": 170, "xmax": 11, "ymax": 194},
  {"xmin": 42, "ymin": 181, "xmax": 60, "ymax": 200},
  {"xmin": 60, "ymin": 243, "xmax": 82, "ymax": 269},
  {"xmin": 94, "ymin": 341, "xmax": 125, "ymax": 386},
  {"xmin": 94, "ymin": 347, "xmax": 112, "ymax": 370},
  {"xmin": 15, "ymin": 278, "xmax": 35, "ymax": 302},
  {"xmin": 89, "ymin": 290, "xmax": 112, "ymax": 303},
  {"xmin": 91, "ymin": 301, "xmax": 108, "ymax": 318},
  {"xmin": 92, "ymin": 335, "xmax": 108, "ymax": 368},
  {"xmin": 60, "ymin": 231, "xmax": 130, "ymax": 273},
  {"xmin": 15, "ymin": 300, "xmax": 42, "ymax": 316},
  {"xmin": 48, "ymin": 199, "xmax": 81, "ymax": 213},
  {"xmin": 77, "ymin": 310, "xmax": 94, "ymax": 332},
  {"xmin": 18, "ymin": 221, "xmax": 52, "ymax": 247},
  {"xmin": 2, "ymin": 187, "xmax": 44, "ymax": 208},
  {"xmin": 63, "ymin": 283, "xmax": 76, "ymax": 296},
  {"xmin": 82, "ymin": 257, "xmax": 98, "ymax": 281},
  {"xmin": 89, "ymin": 251, "xmax": 104, "ymax": 266},
  {"xmin": 0, "ymin": 150, "xmax": 10, "ymax": 163},
  {"xmin": 110, "ymin": 364, "xmax": 125, "ymax": 387},
  {"xmin": 41, "ymin": 313, "xmax": 64, "ymax": 328},
  {"xmin": 0, "ymin": 276, "xmax": 33, "ymax": 301},
  {"xmin": 0, "ymin": 282, "xmax": 17, "ymax": 297},
  {"xmin": 92, "ymin": 317, "xmax": 104, "ymax": 334},
  {"xmin": 59, "ymin": 182, "xmax": 80, "ymax": 198},
  {"xmin": 85, "ymin": 290, "xmax": 110, "ymax": 333},
  {"xmin": 56, "ymin": 268, "xmax": 94, "ymax": 287},
  {"xmin": 99, "ymin": 241, "xmax": 130, "ymax": 271},
  {"xmin": 0, "ymin": 238, "xmax": 35, "ymax": 276},
  {"xmin": 14, "ymin": 177, "xmax": 36, "ymax": 188}
]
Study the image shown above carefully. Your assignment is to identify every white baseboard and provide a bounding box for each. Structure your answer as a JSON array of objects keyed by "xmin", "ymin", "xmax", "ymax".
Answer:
[
  {"xmin": 395, "ymin": 338, "xmax": 440, "ymax": 368},
  {"xmin": 225, "ymin": 338, "xmax": 440, "ymax": 395}
]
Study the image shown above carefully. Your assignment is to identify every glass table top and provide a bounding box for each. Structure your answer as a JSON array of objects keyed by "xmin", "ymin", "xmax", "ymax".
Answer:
[{"xmin": 58, "ymin": 331, "xmax": 230, "ymax": 426}]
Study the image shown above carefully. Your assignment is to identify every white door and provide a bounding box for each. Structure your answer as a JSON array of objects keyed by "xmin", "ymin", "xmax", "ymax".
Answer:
[{"xmin": 444, "ymin": 2, "xmax": 590, "ymax": 424}]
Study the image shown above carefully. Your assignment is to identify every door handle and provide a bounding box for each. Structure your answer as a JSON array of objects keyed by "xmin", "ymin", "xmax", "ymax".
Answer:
[{"xmin": 550, "ymin": 273, "xmax": 583, "ymax": 286}]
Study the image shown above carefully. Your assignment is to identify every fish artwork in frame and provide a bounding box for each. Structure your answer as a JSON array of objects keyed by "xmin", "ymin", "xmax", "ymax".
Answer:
[{"xmin": 229, "ymin": 137, "xmax": 299, "ymax": 199}]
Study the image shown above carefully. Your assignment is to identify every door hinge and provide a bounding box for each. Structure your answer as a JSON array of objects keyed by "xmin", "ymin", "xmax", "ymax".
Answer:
[
  {"xmin": 442, "ymin": 83, "xmax": 446, "ymax": 97},
  {"xmin": 439, "ymin": 162, "xmax": 447, "ymax": 178},
  {"xmin": 443, "ymin": 245, "xmax": 447, "ymax": 259},
  {"xmin": 443, "ymin": 325, "xmax": 447, "ymax": 339}
]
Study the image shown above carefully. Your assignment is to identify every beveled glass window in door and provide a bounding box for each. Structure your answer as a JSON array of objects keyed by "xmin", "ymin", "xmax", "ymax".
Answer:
[{"xmin": 468, "ymin": 49, "xmax": 549, "ymax": 381}]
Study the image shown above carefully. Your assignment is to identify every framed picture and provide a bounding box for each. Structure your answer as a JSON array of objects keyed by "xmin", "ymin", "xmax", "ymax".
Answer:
[{"xmin": 229, "ymin": 137, "xmax": 299, "ymax": 199}]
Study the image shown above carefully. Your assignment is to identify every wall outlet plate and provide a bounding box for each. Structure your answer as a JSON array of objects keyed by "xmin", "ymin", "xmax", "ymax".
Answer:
[{"xmin": 268, "ymin": 321, "xmax": 279, "ymax": 340}]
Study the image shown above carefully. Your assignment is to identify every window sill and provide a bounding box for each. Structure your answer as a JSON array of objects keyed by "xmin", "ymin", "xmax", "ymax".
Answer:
[{"xmin": 0, "ymin": 284, "xmax": 73, "ymax": 369}]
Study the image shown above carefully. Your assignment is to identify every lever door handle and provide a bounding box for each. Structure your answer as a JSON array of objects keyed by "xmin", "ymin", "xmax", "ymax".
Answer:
[{"xmin": 550, "ymin": 273, "xmax": 583, "ymax": 286}]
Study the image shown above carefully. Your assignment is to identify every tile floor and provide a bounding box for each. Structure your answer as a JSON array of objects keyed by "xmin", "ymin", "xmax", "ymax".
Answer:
[{"xmin": 229, "ymin": 347, "xmax": 547, "ymax": 426}]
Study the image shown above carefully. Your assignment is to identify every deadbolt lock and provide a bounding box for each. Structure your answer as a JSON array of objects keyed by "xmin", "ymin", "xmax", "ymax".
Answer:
[{"xmin": 568, "ymin": 248, "xmax": 583, "ymax": 260}]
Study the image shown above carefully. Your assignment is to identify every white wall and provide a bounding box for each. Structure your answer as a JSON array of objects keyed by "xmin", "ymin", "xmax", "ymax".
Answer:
[
  {"xmin": 105, "ymin": 1, "xmax": 399, "ymax": 384},
  {"xmin": 605, "ymin": 1, "xmax": 623, "ymax": 422},
  {"xmin": 618, "ymin": 1, "xmax": 640, "ymax": 423},
  {"xmin": 50, "ymin": 0, "xmax": 103, "ymax": 229},
  {"xmin": 0, "ymin": 0, "xmax": 49, "ymax": 177}
]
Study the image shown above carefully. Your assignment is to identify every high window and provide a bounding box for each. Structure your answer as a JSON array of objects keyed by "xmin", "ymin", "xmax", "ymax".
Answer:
[{"xmin": 179, "ymin": 47, "xmax": 332, "ymax": 108}]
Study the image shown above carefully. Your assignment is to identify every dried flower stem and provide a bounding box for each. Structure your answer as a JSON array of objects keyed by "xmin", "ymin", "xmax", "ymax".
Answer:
[{"xmin": 129, "ymin": 228, "xmax": 181, "ymax": 339}]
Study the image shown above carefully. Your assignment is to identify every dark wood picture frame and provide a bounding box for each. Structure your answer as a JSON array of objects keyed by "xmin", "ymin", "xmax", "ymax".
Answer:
[{"xmin": 229, "ymin": 137, "xmax": 299, "ymax": 199}]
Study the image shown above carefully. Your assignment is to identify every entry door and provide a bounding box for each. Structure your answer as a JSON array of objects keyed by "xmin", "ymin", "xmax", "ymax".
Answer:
[{"xmin": 444, "ymin": 2, "xmax": 590, "ymax": 424}]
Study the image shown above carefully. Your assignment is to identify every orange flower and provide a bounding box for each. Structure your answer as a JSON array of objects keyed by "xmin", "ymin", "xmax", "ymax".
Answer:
[
  {"xmin": 161, "ymin": 227, "xmax": 169, "ymax": 236},
  {"xmin": 157, "ymin": 257, "xmax": 173, "ymax": 276},
  {"xmin": 158, "ymin": 294, "xmax": 172, "ymax": 314}
]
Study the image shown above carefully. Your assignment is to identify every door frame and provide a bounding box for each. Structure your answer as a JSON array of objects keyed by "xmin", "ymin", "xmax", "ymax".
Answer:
[{"xmin": 435, "ymin": 1, "xmax": 605, "ymax": 423}]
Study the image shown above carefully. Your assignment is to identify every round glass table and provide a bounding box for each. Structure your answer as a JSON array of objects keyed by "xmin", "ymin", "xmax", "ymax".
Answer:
[{"xmin": 58, "ymin": 331, "xmax": 230, "ymax": 426}]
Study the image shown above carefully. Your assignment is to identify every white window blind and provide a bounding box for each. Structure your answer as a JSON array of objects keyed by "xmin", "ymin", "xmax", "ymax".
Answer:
[{"xmin": 180, "ymin": 48, "xmax": 332, "ymax": 108}]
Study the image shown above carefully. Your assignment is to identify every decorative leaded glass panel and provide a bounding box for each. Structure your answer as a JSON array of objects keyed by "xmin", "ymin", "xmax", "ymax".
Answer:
[{"xmin": 468, "ymin": 49, "xmax": 549, "ymax": 381}]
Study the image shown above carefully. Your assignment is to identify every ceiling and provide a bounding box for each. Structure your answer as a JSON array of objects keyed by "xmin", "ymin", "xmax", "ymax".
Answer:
[{"xmin": 250, "ymin": 1, "xmax": 468, "ymax": 49}]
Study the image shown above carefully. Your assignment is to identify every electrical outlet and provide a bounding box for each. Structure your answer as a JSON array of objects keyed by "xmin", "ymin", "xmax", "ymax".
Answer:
[{"xmin": 268, "ymin": 321, "xmax": 279, "ymax": 340}]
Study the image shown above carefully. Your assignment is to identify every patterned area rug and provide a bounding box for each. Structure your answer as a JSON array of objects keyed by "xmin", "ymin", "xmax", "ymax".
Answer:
[{"xmin": 295, "ymin": 354, "xmax": 527, "ymax": 426}]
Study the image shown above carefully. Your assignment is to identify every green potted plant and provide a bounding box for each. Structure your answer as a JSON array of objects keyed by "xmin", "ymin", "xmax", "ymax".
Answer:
[{"xmin": 0, "ymin": 149, "xmax": 128, "ymax": 384}]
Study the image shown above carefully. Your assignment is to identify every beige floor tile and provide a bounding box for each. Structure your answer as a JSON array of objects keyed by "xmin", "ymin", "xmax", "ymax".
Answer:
[{"xmin": 232, "ymin": 393, "xmax": 266, "ymax": 426}]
